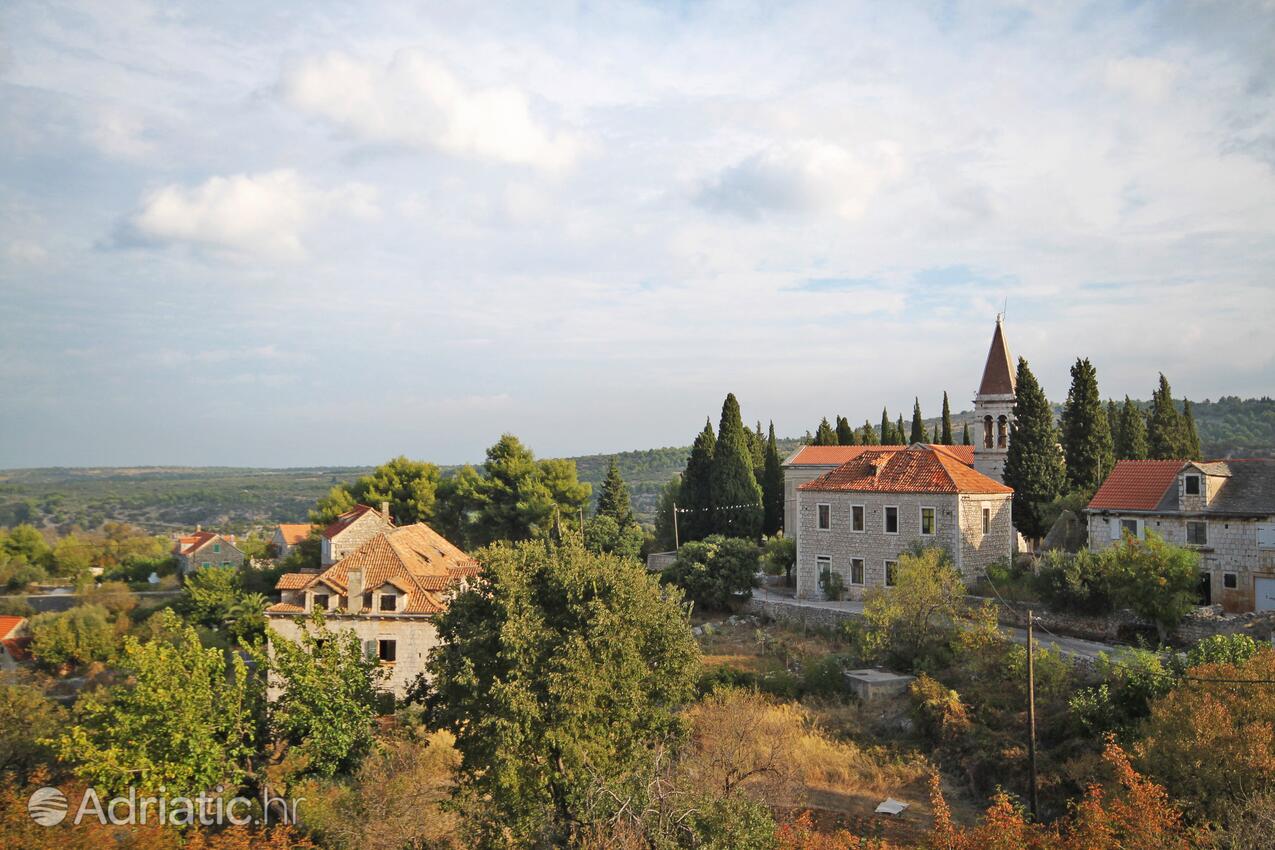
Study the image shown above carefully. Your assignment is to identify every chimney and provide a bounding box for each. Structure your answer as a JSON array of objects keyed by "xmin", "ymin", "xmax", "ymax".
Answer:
[
  {"xmin": 348, "ymin": 569, "xmax": 363, "ymax": 611},
  {"xmin": 196, "ymin": 523, "xmax": 201, "ymax": 532},
  {"xmin": 381, "ymin": 501, "xmax": 391, "ymax": 523}
]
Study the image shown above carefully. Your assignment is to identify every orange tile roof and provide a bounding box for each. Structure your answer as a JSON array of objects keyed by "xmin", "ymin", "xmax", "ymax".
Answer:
[
  {"xmin": 266, "ymin": 602, "xmax": 305, "ymax": 614},
  {"xmin": 788, "ymin": 443, "xmax": 974, "ymax": 468},
  {"xmin": 173, "ymin": 530, "xmax": 218, "ymax": 556},
  {"xmin": 800, "ymin": 445, "xmax": 1012, "ymax": 494},
  {"xmin": 321, "ymin": 504, "xmax": 387, "ymax": 540},
  {"xmin": 1087, "ymin": 460, "xmax": 1186, "ymax": 511},
  {"xmin": 275, "ymin": 573, "xmax": 315, "ymax": 590},
  {"xmin": 930, "ymin": 444, "xmax": 975, "ymax": 465},
  {"xmin": 0, "ymin": 615, "xmax": 26, "ymax": 640},
  {"xmin": 1, "ymin": 637, "xmax": 32, "ymax": 663},
  {"xmin": 276, "ymin": 524, "xmax": 314, "ymax": 545}
]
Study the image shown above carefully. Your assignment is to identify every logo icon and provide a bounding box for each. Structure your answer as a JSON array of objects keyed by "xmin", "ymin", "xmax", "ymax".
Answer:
[{"xmin": 28, "ymin": 787, "xmax": 68, "ymax": 826}]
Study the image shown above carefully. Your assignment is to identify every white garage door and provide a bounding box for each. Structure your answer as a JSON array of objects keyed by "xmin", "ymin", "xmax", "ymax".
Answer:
[{"xmin": 1256, "ymin": 577, "xmax": 1275, "ymax": 613}]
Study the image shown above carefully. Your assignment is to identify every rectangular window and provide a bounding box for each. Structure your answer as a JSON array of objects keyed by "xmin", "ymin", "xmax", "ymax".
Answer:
[
  {"xmin": 982, "ymin": 507, "xmax": 991, "ymax": 534},
  {"xmin": 816, "ymin": 556, "xmax": 831, "ymax": 592},
  {"xmin": 213, "ymin": 543, "xmax": 221, "ymax": 553},
  {"xmin": 850, "ymin": 558, "xmax": 865, "ymax": 585},
  {"xmin": 1224, "ymin": 572, "xmax": 1238, "ymax": 589},
  {"xmin": 884, "ymin": 506, "xmax": 899, "ymax": 534},
  {"xmin": 817, "ymin": 503, "xmax": 831, "ymax": 530},
  {"xmin": 920, "ymin": 507, "xmax": 936, "ymax": 536},
  {"xmin": 380, "ymin": 593, "xmax": 397, "ymax": 612},
  {"xmin": 884, "ymin": 560, "xmax": 897, "ymax": 587},
  {"xmin": 1121, "ymin": 519, "xmax": 1140, "ymax": 538},
  {"xmin": 201, "ymin": 561, "xmax": 210, "ymax": 569},
  {"xmin": 1185, "ymin": 475, "xmax": 1201, "ymax": 496},
  {"xmin": 362, "ymin": 591, "xmax": 373, "ymax": 610},
  {"xmin": 851, "ymin": 505, "xmax": 865, "ymax": 532},
  {"xmin": 1258, "ymin": 523, "xmax": 1275, "ymax": 550},
  {"xmin": 378, "ymin": 639, "xmax": 397, "ymax": 663},
  {"xmin": 313, "ymin": 593, "xmax": 328, "ymax": 610},
  {"xmin": 1186, "ymin": 521, "xmax": 1208, "ymax": 546}
]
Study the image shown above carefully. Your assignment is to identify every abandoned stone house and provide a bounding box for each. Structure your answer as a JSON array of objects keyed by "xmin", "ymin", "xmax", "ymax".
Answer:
[
  {"xmin": 795, "ymin": 443, "xmax": 1014, "ymax": 600},
  {"xmin": 321, "ymin": 503, "xmax": 393, "ymax": 566},
  {"xmin": 266, "ymin": 522, "xmax": 481, "ymax": 699},
  {"xmin": 1087, "ymin": 459, "xmax": 1275, "ymax": 613},
  {"xmin": 172, "ymin": 529, "xmax": 243, "ymax": 574}
]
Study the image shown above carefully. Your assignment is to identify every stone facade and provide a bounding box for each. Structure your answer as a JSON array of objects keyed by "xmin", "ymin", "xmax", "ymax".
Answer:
[
  {"xmin": 795, "ymin": 489, "xmax": 1013, "ymax": 599},
  {"xmin": 322, "ymin": 506, "xmax": 392, "ymax": 566},
  {"xmin": 783, "ymin": 461, "xmax": 840, "ymax": 539},
  {"xmin": 972, "ymin": 394, "xmax": 1014, "ymax": 483},
  {"xmin": 175, "ymin": 533, "xmax": 244, "ymax": 574}
]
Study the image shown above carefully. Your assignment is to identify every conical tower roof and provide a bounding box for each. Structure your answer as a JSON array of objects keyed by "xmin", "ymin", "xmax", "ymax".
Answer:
[{"xmin": 977, "ymin": 318, "xmax": 1016, "ymax": 397}]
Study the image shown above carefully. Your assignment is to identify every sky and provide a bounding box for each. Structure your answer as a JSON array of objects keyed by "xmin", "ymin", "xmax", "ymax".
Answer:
[{"xmin": 2, "ymin": 0, "xmax": 1274, "ymax": 468}]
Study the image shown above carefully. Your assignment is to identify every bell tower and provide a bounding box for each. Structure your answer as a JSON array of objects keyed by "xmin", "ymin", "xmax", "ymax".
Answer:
[{"xmin": 973, "ymin": 316, "xmax": 1016, "ymax": 483}]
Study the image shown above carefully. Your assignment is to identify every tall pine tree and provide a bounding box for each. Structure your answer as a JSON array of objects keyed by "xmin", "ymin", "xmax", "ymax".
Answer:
[
  {"xmin": 1148, "ymin": 374, "xmax": 1186, "ymax": 460},
  {"xmin": 1106, "ymin": 399, "xmax": 1120, "ymax": 451},
  {"xmin": 896, "ymin": 414, "xmax": 906, "ymax": 446},
  {"xmin": 710, "ymin": 393, "xmax": 763, "ymax": 539},
  {"xmin": 962, "ymin": 421, "xmax": 972, "ymax": 446},
  {"xmin": 762, "ymin": 422, "xmax": 784, "ymax": 536},
  {"xmin": 680, "ymin": 418, "xmax": 716, "ymax": 541},
  {"xmin": 940, "ymin": 392, "xmax": 954, "ymax": 445},
  {"xmin": 1182, "ymin": 399, "xmax": 1201, "ymax": 458},
  {"xmin": 879, "ymin": 408, "xmax": 893, "ymax": 445},
  {"xmin": 1116, "ymin": 396, "xmax": 1148, "ymax": 460},
  {"xmin": 910, "ymin": 398, "xmax": 927, "ymax": 444},
  {"xmin": 835, "ymin": 415, "xmax": 856, "ymax": 446},
  {"xmin": 1060, "ymin": 358, "xmax": 1114, "ymax": 494},
  {"xmin": 861, "ymin": 421, "xmax": 879, "ymax": 445},
  {"xmin": 813, "ymin": 417, "xmax": 837, "ymax": 446},
  {"xmin": 596, "ymin": 457, "xmax": 635, "ymax": 529},
  {"xmin": 1002, "ymin": 358, "xmax": 1066, "ymax": 541}
]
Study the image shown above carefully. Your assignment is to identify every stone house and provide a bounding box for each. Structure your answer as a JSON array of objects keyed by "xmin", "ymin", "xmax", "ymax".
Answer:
[
  {"xmin": 271, "ymin": 523, "xmax": 314, "ymax": 559},
  {"xmin": 173, "ymin": 529, "xmax": 244, "ymax": 574},
  {"xmin": 795, "ymin": 444, "xmax": 1014, "ymax": 600},
  {"xmin": 0, "ymin": 615, "xmax": 31, "ymax": 672},
  {"xmin": 267, "ymin": 522, "xmax": 481, "ymax": 700},
  {"xmin": 321, "ymin": 503, "xmax": 393, "ymax": 566},
  {"xmin": 1086, "ymin": 459, "xmax": 1275, "ymax": 613}
]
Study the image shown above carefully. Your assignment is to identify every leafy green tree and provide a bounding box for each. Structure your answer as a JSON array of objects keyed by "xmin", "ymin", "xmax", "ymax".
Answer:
[
  {"xmin": 680, "ymin": 419, "xmax": 716, "ymax": 542},
  {"xmin": 180, "ymin": 565, "xmax": 242, "ymax": 627},
  {"xmin": 596, "ymin": 457, "xmax": 635, "ymax": 529},
  {"xmin": 653, "ymin": 476, "xmax": 681, "ymax": 551},
  {"xmin": 351, "ymin": 456, "xmax": 441, "ymax": 524},
  {"xmin": 51, "ymin": 609, "xmax": 255, "ymax": 797},
  {"xmin": 813, "ymin": 417, "xmax": 837, "ymax": 446},
  {"xmin": 880, "ymin": 408, "xmax": 894, "ymax": 445},
  {"xmin": 262, "ymin": 614, "xmax": 386, "ymax": 776},
  {"xmin": 584, "ymin": 514, "xmax": 644, "ymax": 561},
  {"xmin": 1148, "ymin": 374, "xmax": 1188, "ymax": 460},
  {"xmin": 662, "ymin": 535, "xmax": 760, "ymax": 610},
  {"xmin": 1003, "ymin": 357, "xmax": 1066, "ymax": 541},
  {"xmin": 0, "ymin": 524, "xmax": 51, "ymax": 566},
  {"xmin": 1108, "ymin": 532, "xmax": 1200, "ymax": 641},
  {"xmin": 1182, "ymin": 399, "xmax": 1201, "ymax": 458},
  {"xmin": 940, "ymin": 392, "xmax": 954, "ymax": 444},
  {"xmin": 1117, "ymin": 395, "xmax": 1149, "ymax": 460},
  {"xmin": 861, "ymin": 547, "xmax": 969, "ymax": 669},
  {"xmin": 762, "ymin": 422, "xmax": 784, "ymax": 537},
  {"xmin": 423, "ymin": 538, "xmax": 700, "ymax": 847},
  {"xmin": 0, "ymin": 554, "xmax": 45, "ymax": 592},
  {"xmin": 861, "ymin": 420, "xmax": 879, "ymax": 445},
  {"xmin": 310, "ymin": 484, "xmax": 357, "ymax": 527},
  {"xmin": 709, "ymin": 394, "xmax": 763, "ymax": 539},
  {"xmin": 28, "ymin": 604, "xmax": 116, "ymax": 669},
  {"xmin": 910, "ymin": 398, "xmax": 928, "ymax": 444},
  {"xmin": 761, "ymin": 535, "xmax": 796, "ymax": 586},
  {"xmin": 962, "ymin": 421, "xmax": 971, "ymax": 445},
  {"xmin": 835, "ymin": 416, "xmax": 855, "ymax": 446},
  {"xmin": 432, "ymin": 464, "xmax": 487, "ymax": 546},
  {"xmin": 51, "ymin": 534, "xmax": 94, "ymax": 578},
  {"xmin": 1060, "ymin": 357, "xmax": 1115, "ymax": 494},
  {"xmin": 0, "ymin": 683, "xmax": 65, "ymax": 778}
]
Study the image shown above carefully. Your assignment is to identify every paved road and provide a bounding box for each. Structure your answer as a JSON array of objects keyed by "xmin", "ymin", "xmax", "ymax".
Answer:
[{"xmin": 751, "ymin": 587, "xmax": 1130, "ymax": 662}]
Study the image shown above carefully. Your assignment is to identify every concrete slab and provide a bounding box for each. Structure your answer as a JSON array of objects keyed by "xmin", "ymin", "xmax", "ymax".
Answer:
[{"xmin": 845, "ymin": 668, "xmax": 915, "ymax": 701}]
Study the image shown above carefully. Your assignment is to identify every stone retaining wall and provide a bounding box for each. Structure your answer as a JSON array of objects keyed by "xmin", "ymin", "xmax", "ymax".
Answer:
[
  {"xmin": 741, "ymin": 597, "xmax": 862, "ymax": 631},
  {"xmin": 1176, "ymin": 606, "xmax": 1275, "ymax": 644}
]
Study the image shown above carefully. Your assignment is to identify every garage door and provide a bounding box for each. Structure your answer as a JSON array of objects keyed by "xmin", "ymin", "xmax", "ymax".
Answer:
[{"xmin": 1256, "ymin": 577, "xmax": 1275, "ymax": 612}]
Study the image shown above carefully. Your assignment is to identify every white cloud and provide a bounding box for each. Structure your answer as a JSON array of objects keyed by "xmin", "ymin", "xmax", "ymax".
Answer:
[
  {"xmin": 118, "ymin": 170, "xmax": 378, "ymax": 260},
  {"xmin": 4, "ymin": 239, "xmax": 48, "ymax": 264},
  {"xmin": 1104, "ymin": 57, "xmax": 1180, "ymax": 103},
  {"xmin": 279, "ymin": 49, "xmax": 581, "ymax": 171},
  {"xmin": 696, "ymin": 139, "xmax": 905, "ymax": 219}
]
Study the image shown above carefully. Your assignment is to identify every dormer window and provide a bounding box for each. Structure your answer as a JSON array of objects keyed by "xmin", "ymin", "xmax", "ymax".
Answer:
[
  {"xmin": 380, "ymin": 593, "xmax": 397, "ymax": 612},
  {"xmin": 1185, "ymin": 474, "xmax": 1201, "ymax": 496},
  {"xmin": 313, "ymin": 593, "xmax": 329, "ymax": 611}
]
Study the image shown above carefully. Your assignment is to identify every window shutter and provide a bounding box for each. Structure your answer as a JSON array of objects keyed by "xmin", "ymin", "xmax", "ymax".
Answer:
[
  {"xmin": 1258, "ymin": 523, "xmax": 1275, "ymax": 550},
  {"xmin": 1110, "ymin": 518, "xmax": 1121, "ymax": 540}
]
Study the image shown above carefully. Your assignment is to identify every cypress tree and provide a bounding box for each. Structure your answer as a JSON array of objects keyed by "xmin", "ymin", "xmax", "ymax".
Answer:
[
  {"xmin": 910, "ymin": 398, "xmax": 927, "ymax": 444},
  {"xmin": 1060, "ymin": 358, "xmax": 1114, "ymax": 494},
  {"xmin": 813, "ymin": 417, "xmax": 837, "ymax": 446},
  {"xmin": 880, "ymin": 408, "xmax": 893, "ymax": 445},
  {"xmin": 1183, "ymin": 399, "xmax": 1201, "ymax": 458},
  {"xmin": 861, "ymin": 421, "xmax": 879, "ymax": 445},
  {"xmin": 962, "ymin": 421, "xmax": 972, "ymax": 446},
  {"xmin": 940, "ymin": 392, "xmax": 954, "ymax": 445},
  {"xmin": 1106, "ymin": 399, "xmax": 1120, "ymax": 451},
  {"xmin": 835, "ymin": 415, "xmax": 856, "ymax": 446},
  {"xmin": 596, "ymin": 457, "xmax": 635, "ymax": 529},
  {"xmin": 896, "ymin": 414, "xmax": 906, "ymax": 446},
  {"xmin": 1148, "ymin": 374, "xmax": 1185, "ymax": 460},
  {"xmin": 762, "ymin": 421, "xmax": 784, "ymax": 536},
  {"xmin": 710, "ymin": 393, "xmax": 763, "ymax": 538},
  {"xmin": 1116, "ymin": 396, "xmax": 1148, "ymax": 460},
  {"xmin": 681, "ymin": 418, "xmax": 716, "ymax": 541},
  {"xmin": 1002, "ymin": 358, "xmax": 1066, "ymax": 541},
  {"xmin": 747, "ymin": 421, "xmax": 766, "ymax": 481}
]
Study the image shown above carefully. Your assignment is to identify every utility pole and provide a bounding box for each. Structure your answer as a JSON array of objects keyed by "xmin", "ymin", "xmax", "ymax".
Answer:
[
  {"xmin": 579, "ymin": 507, "xmax": 585, "ymax": 534},
  {"xmin": 1026, "ymin": 609, "xmax": 1039, "ymax": 819},
  {"xmin": 672, "ymin": 503, "xmax": 680, "ymax": 549}
]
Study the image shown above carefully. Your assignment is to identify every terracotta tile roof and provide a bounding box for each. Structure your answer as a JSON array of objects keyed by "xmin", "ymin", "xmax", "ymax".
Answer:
[
  {"xmin": 1, "ymin": 637, "xmax": 32, "ymax": 663},
  {"xmin": 800, "ymin": 445, "xmax": 1012, "ymax": 494},
  {"xmin": 173, "ymin": 530, "xmax": 217, "ymax": 556},
  {"xmin": 0, "ymin": 615, "xmax": 26, "ymax": 640},
  {"xmin": 1087, "ymin": 460, "xmax": 1185, "ymax": 511},
  {"xmin": 322, "ymin": 504, "xmax": 387, "ymax": 540},
  {"xmin": 276, "ymin": 524, "xmax": 314, "ymax": 545},
  {"xmin": 787, "ymin": 443, "xmax": 975, "ymax": 468},
  {"xmin": 930, "ymin": 444, "xmax": 976, "ymax": 465},
  {"xmin": 977, "ymin": 319, "xmax": 1016, "ymax": 397},
  {"xmin": 269, "ymin": 523, "xmax": 479, "ymax": 616},
  {"xmin": 266, "ymin": 602, "xmax": 305, "ymax": 614}
]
